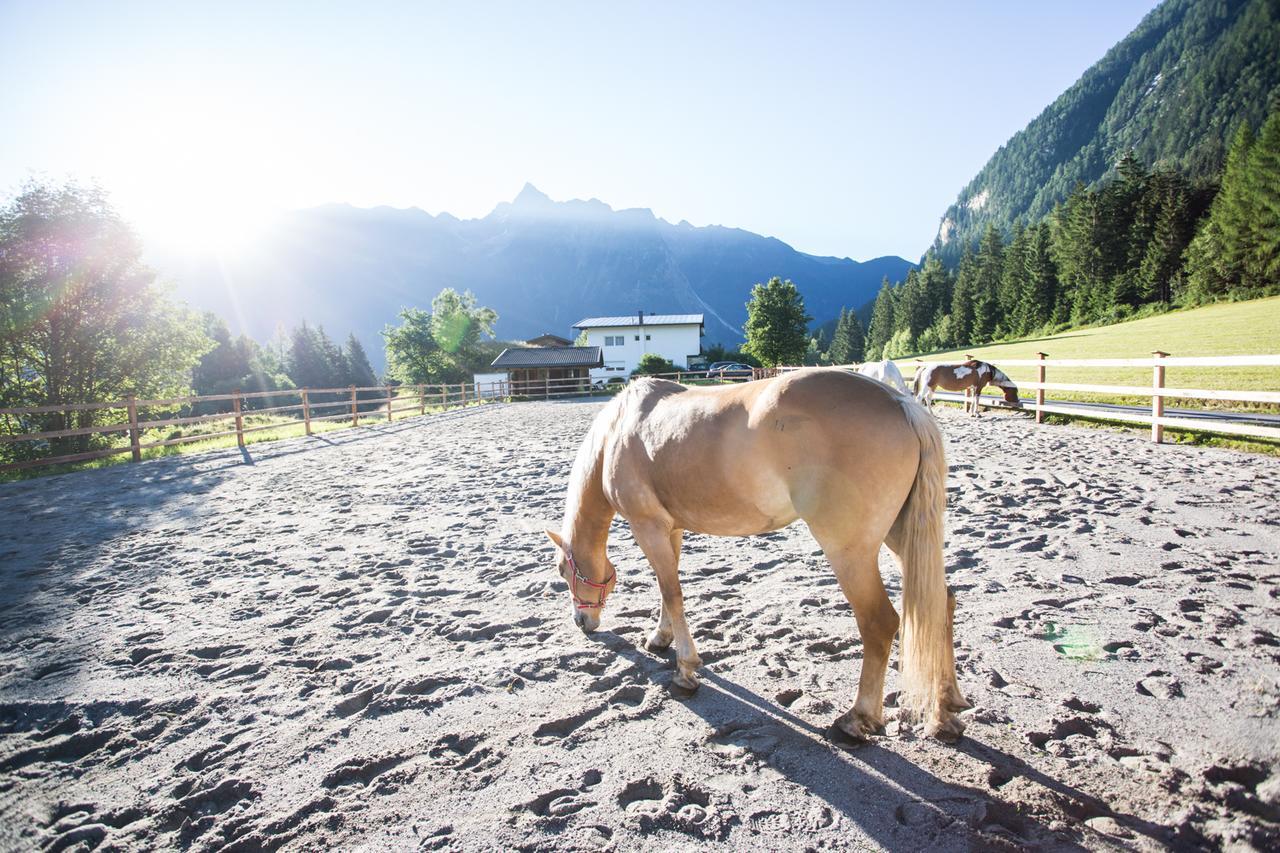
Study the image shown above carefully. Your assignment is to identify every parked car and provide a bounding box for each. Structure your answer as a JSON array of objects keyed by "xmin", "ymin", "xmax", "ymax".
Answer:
[{"xmin": 706, "ymin": 362, "xmax": 754, "ymax": 379}]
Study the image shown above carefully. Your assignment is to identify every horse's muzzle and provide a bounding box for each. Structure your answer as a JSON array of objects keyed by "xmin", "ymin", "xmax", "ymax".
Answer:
[{"xmin": 574, "ymin": 608, "xmax": 600, "ymax": 633}]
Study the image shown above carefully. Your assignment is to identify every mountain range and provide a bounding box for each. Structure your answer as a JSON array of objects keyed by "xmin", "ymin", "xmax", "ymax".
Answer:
[
  {"xmin": 157, "ymin": 185, "xmax": 912, "ymax": 366},
  {"xmin": 931, "ymin": 0, "xmax": 1280, "ymax": 264}
]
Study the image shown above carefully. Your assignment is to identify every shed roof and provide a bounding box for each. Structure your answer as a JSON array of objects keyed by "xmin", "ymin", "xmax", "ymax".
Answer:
[
  {"xmin": 573, "ymin": 314, "xmax": 704, "ymax": 329},
  {"xmin": 490, "ymin": 346, "xmax": 604, "ymax": 369}
]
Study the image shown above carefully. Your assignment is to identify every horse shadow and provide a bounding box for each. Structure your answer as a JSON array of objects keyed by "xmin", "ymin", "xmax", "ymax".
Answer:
[{"xmin": 585, "ymin": 629, "xmax": 1180, "ymax": 850}]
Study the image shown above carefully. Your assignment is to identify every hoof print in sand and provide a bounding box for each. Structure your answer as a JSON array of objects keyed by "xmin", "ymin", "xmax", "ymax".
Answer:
[{"xmin": 618, "ymin": 775, "xmax": 733, "ymax": 840}]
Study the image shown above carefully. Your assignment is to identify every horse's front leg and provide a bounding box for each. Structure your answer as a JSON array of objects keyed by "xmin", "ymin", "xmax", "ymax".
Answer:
[{"xmin": 633, "ymin": 522, "xmax": 701, "ymax": 689}]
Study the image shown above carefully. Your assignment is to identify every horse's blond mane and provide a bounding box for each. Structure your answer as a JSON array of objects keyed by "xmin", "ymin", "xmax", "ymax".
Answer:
[{"xmin": 561, "ymin": 393, "xmax": 628, "ymax": 538}]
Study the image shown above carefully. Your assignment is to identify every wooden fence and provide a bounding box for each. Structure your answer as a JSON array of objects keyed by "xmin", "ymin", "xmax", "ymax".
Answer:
[
  {"xmin": 764, "ymin": 353, "xmax": 1280, "ymax": 443},
  {"xmin": 8, "ymin": 354, "xmax": 1272, "ymax": 474},
  {"xmin": 0, "ymin": 383, "xmax": 477, "ymax": 473}
]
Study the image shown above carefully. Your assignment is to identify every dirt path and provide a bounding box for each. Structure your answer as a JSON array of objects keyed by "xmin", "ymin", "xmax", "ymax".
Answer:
[{"xmin": 1, "ymin": 400, "xmax": 1277, "ymax": 851}]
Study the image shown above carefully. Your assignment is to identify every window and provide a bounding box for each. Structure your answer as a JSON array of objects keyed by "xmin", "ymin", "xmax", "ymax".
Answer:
[
  {"xmin": 603, "ymin": 335, "xmax": 623, "ymax": 347},
  {"xmin": 604, "ymin": 362, "xmax": 626, "ymax": 372},
  {"xmin": 645, "ymin": 335, "xmax": 651, "ymax": 341},
  {"xmin": 635, "ymin": 335, "xmax": 640, "ymax": 341}
]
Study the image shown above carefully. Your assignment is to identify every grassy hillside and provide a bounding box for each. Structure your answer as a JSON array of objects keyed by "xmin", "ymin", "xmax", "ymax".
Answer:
[{"xmin": 896, "ymin": 296, "xmax": 1280, "ymax": 408}]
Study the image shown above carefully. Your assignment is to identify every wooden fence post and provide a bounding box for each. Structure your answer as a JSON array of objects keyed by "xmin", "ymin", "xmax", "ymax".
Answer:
[
  {"xmin": 419, "ymin": 384, "xmax": 426, "ymax": 416},
  {"xmin": 1152, "ymin": 351, "xmax": 1168, "ymax": 443},
  {"xmin": 350, "ymin": 385, "xmax": 358, "ymax": 427},
  {"xmin": 386, "ymin": 385, "xmax": 394, "ymax": 422},
  {"xmin": 1035, "ymin": 352, "xmax": 1047, "ymax": 424},
  {"xmin": 233, "ymin": 390, "xmax": 244, "ymax": 447},
  {"xmin": 544, "ymin": 376, "xmax": 550, "ymax": 399},
  {"xmin": 462, "ymin": 383, "xmax": 468, "ymax": 405},
  {"xmin": 440, "ymin": 386, "xmax": 446, "ymax": 410},
  {"xmin": 302, "ymin": 389, "xmax": 312, "ymax": 435},
  {"xmin": 127, "ymin": 395, "xmax": 141, "ymax": 462}
]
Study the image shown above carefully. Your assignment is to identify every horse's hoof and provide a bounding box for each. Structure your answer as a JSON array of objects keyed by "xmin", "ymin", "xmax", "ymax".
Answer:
[
  {"xmin": 834, "ymin": 708, "xmax": 885, "ymax": 741},
  {"xmin": 672, "ymin": 669, "xmax": 700, "ymax": 691},
  {"xmin": 645, "ymin": 630, "xmax": 673, "ymax": 653},
  {"xmin": 925, "ymin": 714, "xmax": 965, "ymax": 743}
]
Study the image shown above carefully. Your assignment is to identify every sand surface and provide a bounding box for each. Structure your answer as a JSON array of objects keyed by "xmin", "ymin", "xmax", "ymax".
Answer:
[{"xmin": 1, "ymin": 400, "xmax": 1278, "ymax": 851}]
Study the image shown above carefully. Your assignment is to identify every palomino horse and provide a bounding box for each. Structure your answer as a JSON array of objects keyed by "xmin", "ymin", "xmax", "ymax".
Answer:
[
  {"xmin": 853, "ymin": 359, "xmax": 912, "ymax": 396},
  {"xmin": 546, "ymin": 370, "xmax": 967, "ymax": 741},
  {"xmin": 913, "ymin": 360, "xmax": 1021, "ymax": 416}
]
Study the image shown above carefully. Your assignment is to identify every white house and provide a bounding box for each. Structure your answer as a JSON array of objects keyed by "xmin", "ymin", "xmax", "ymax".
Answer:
[{"xmin": 573, "ymin": 312, "xmax": 704, "ymax": 380}]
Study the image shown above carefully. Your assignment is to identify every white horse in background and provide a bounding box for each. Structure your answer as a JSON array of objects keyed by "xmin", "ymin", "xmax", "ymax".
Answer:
[{"xmin": 854, "ymin": 360, "xmax": 912, "ymax": 397}]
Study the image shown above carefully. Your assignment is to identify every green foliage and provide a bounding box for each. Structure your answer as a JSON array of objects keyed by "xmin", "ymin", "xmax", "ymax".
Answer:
[
  {"xmin": 632, "ymin": 352, "xmax": 676, "ymax": 375},
  {"xmin": 863, "ymin": 279, "xmax": 896, "ymax": 360},
  {"xmin": 191, "ymin": 313, "xmax": 293, "ymax": 409},
  {"xmin": 382, "ymin": 289, "xmax": 500, "ymax": 384},
  {"xmin": 0, "ymin": 180, "xmax": 213, "ymax": 459},
  {"xmin": 826, "ymin": 307, "xmax": 865, "ymax": 364},
  {"xmin": 741, "ymin": 276, "xmax": 812, "ymax": 367},
  {"xmin": 933, "ymin": 0, "xmax": 1280, "ymax": 265},
  {"xmin": 1186, "ymin": 111, "xmax": 1280, "ymax": 300}
]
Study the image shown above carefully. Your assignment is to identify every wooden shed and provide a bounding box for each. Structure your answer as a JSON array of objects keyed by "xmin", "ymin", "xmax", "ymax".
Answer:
[{"xmin": 489, "ymin": 346, "xmax": 604, "ymax": 397}]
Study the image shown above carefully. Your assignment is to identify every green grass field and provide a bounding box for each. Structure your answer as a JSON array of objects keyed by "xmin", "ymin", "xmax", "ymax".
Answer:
[{"xmin": 895, "ymin": 296, "xmax": 1280, "ymax": 409}]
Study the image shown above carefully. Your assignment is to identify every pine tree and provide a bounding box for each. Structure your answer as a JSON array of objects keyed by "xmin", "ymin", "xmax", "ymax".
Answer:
[
  {"xmin": 1185, "ymin": 122, "xmax": 1256, "ymax": 300},
  {"xmin": 864, "ymin": 279, "xmax": 896, "ymax": 360},
  {"xmin": 1015, "ymin": 222, "xmax": 1058, "ymax": 335},
  {"xmin": 997, "ymin": 222, "xmax": 1029, "ymax": 337},
  {"xmin": 345, "ymin": 334, "xmax": 378, "ymax": 387},
  {"xmin": 971, "ymin": 225, "xmax": 1004, "ymax": 342},
  {"xmin": 949, "ymin": 244, "xmax": 977, "ymax": 347},
  {"xmin": 1242, "ymin": 109, "xmax": 1280, "ymax": 289}
]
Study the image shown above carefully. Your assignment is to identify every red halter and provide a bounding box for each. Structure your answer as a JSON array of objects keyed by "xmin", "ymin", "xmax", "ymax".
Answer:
[{"xmin": 565, "ymin": 549, "xmax": 614, "ymax": 610}]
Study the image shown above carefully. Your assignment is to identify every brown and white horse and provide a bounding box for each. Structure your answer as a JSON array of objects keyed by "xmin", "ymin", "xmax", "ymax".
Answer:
[
  {"xmin": 913, "ymin": 360, "xmax": 1021, "ymax": 416},
  {"xmin": 547, "ymin": 370, "xmax": 967, "ymax": 742}
]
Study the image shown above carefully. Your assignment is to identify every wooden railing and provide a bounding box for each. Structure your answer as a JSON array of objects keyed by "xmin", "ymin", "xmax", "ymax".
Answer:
[
  {"xmin": 0, "ymin": 383, "xmax": 477, "ymax": 473},
  {"xmin": 762, "ymin": 354, "xmax": 1280, "ymax": 443}
]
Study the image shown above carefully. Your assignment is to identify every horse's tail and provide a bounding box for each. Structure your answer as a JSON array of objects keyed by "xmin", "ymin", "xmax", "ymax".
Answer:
[{"xmin": 892, "ymin": 399, "xmax": 961, "ymax": 738}]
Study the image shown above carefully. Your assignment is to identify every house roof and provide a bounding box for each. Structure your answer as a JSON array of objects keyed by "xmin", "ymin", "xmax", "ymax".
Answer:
[
  {"xmin": 490, "ymin": 346, "xmax": 604, "ymax": 369},
  {"xmin": 573, "ymin": 313, "xmax": 704, "ymax": 329},
  {"xmin": 526, "ymin": 333, "xmax": 573, "ymax": 346}
]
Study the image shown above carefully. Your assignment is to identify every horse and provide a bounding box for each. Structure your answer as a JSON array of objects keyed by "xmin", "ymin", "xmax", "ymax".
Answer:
[
  {"xmin": 545, "ymin": 370, "xmax": 967, "ymax": 742},
  {"xmin": 853, "ymin": 359, "xmax": 912, "ymax": 397},
  {"xmin": 913, "ymin": 359, "xmax": 1021, "ymax": 416}
]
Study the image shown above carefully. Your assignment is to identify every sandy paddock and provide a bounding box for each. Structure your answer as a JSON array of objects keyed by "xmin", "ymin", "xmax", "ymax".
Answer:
[{"xmin": 1, "ymin": 399, "xmax": 1278, "ymax": 851}]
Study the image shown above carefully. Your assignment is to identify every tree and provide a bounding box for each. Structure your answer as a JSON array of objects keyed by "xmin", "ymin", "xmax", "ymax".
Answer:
[
  {"xmin": 345, "ymin": 334, "xmax": 378, "ymax": 387},
  {"xmin": 741, "ymin": 277, "xmax": 811, "ymax": 367},
  {"xmin": 382, "ymin": 289, "xmax": 500, "ymax": 384},
  {"xmin": 971, "ymin": 225, "xmax": 1004, "ymax": 342},
  {"xmin": 864, "ymin": 279, "xmax": 896, "ymax": 360},
  {"xmin": 632, "ymin": 353, "xmax": 676, "ymax": 375},
  {"xmin": 383, "ymin": 307, "xmax": 441, "ymax": 385},
  {"xmin": 0, "ymin": 180, "xmax": 211, "ymax": 456},
  {"xmin": 827, "ymin": 307, "xmax": 865, "ymax": 364},
  {"xmin": 1185, "ymin": 122, "xmax": 1257, "ymax": 301}
]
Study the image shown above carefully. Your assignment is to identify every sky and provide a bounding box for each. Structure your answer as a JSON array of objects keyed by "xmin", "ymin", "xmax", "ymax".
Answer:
[{"xmin": 0, "ymin": 1, "xmax": 1161, "ymax": 261}]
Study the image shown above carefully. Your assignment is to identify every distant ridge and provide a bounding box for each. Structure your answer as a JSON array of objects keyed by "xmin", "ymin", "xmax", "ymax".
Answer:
[{"xmin": 156, "ymin": 187, "xmax": 913, "ymax": 368}]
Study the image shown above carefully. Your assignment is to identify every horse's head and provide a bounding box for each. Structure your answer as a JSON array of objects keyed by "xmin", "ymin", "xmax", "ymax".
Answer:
[
  {"xmin": 994, "ymin": 372, "xmax": 1022, "ymax": 409},
  {"xmin": 545, "ymin": 529, "xmax": 616, "ymax": 633}
]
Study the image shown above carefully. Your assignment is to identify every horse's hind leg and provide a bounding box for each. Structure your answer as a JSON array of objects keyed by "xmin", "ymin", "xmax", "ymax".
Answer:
[
  {"xmin": 632, "ymin": 521, "xmax": 701, "ymax": 690},
  {"xmin": 819, "ymin": 539, "xmax": 899, "ymax": 739}
]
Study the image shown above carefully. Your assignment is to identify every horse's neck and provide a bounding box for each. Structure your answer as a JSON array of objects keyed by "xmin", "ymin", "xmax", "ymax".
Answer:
[{"xmin": 563, "ymin": 445, "xmax": 614, "ymax": 555}]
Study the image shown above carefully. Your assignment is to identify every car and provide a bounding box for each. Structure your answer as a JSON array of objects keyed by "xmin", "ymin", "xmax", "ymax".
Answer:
[{"xmin": 706, "ymin": 361, "xmax": 754, "ymax": 380}]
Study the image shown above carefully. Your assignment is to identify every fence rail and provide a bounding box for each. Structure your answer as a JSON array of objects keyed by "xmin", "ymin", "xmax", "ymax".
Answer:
[
  {"xmin": 763, "ymin": 352, "xmax": 1279, "ymax": 444},
  {"xmin": 0, "ymin": 383, "xmax": 476, "ymax": 473},
  {"xmin": 5, "ymin": 352, "xmax": 1276, "ymax": 475}
]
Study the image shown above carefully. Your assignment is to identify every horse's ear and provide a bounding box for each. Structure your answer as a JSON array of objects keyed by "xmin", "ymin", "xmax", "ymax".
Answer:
[{"xmin": 544, "ymin": 529, "xmax": 567, "ymax": 553}]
